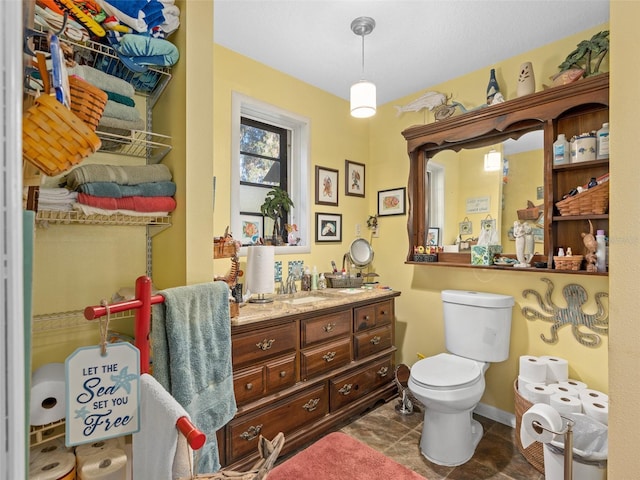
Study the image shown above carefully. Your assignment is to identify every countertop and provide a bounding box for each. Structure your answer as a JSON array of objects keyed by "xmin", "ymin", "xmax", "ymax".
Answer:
[{"xmin": 231, "ymin": 287, "xmax": 401, "ymax": 327}]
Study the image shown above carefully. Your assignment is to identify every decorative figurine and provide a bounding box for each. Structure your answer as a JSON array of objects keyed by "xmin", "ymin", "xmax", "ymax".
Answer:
[
  {"xmin": 582, "ymin": 220, "xmax": 598, "ymax": 272},
  {"xmin": 517, "ymin": 61, "xmax": 535, "ymax": 97}
]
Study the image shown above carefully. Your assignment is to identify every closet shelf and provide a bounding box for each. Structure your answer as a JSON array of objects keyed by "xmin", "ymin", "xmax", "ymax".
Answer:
[
  {"xmin": 32, "ymin": 309, "xmax": 134, "ymax": 333},
  {"xmin": 95, "ymin": 129, "xmax": 172, "ymax": 163},
  {"xmin": 36, "ymin": 210, "xmax": 171, "ymax": 228},
  {"xmin": 30, "ymin": 420, "xmax": 66, "ymax": 447}
]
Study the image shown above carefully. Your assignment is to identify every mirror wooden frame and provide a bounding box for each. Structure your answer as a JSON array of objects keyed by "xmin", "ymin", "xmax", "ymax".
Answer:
[{"xmin": 402, "ymin": 73, "xmax": 609, "ymax": 272}]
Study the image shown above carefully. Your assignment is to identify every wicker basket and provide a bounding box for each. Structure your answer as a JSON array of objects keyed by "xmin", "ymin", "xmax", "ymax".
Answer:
[
  {"xmin": 23, "ymin": 94, "xmax": 101, "ymax": 176},
  {"xmin": 517, "ymin": 201, "xmax": 541, "ymax": 221},
  {"xmin": 553, "ymin": 255, "xmax": 584, "ymax": 271},
  {"xmin": 514, "ymin": 379, "xmax": 545, "ymax": 474},
  {"xmin": 324, "ymin": 274, "xmax": 363, "ymax": 288},
  {"xmin": 69, "ymin": 76, "xmax": 108, "ymax": 131},
  {"xmin": 555, "ymin": 181, "xmax": 609, "ymax": 216}
]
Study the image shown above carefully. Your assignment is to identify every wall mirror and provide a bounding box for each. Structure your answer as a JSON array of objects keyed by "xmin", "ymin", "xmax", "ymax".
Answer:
[{"xmin": 429, "ymin": 131, "xmax": 544, "ymax": 254}]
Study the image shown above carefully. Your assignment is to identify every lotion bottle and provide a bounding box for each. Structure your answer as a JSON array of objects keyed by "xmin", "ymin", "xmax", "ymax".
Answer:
[
  {"xmin": 311, "ymin": 266, "xmax": 318, "ymax": 290},
  {"xmin": 553, "ymin": 134, "xmax": 569, "ymax": 165},
  {"xmin": 596, "ymin": 122, "xmax": 609, "ymax": 159},
  {"xmin": 596, "ymin": 230, "xmax": 607, "ymax": 272}
]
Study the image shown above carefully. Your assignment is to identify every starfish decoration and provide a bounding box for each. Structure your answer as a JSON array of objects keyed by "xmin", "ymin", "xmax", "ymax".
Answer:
[
  {"xmin": 110, "ymin": 366, "xmax": 138, "ymax": 394},
  {"xmin": 74, "ymin": 406, "xmax": 90, "ymax": 420}
]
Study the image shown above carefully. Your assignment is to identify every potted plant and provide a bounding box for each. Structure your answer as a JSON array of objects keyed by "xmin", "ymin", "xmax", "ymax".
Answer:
[{"xmin": 260, "ymin": 187, "xmax": 294, "ymax": 245}]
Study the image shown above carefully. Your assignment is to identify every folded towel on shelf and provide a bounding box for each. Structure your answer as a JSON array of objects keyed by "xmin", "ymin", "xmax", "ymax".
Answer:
[
  {"xmin": 77, "ymin": 192, "xmax": 176, "ymax": 212},
  {"xmin": 97, "ymin": 115, "xmax": 146, "ymax": 142},
  {"xmin": 77, "ymin": 181, "xmax": 176, "ymax": 198},
  {"xmin": 133, "ymin": 374, "xmax": 193, "ymax": 480},
  {"xmin": 111, "ymin": 33, "xmax": 180, "ymax": 67},
  {"xmin": 103, "ymin": 99, "xmax": 143, "ymax": 122},
  {"xmin": 105, "ymin": 90, "xmax": 136, "ymax": 107},
  {"xmin": 63, "ymin": 163, "xmax": 172, "ymax": 189},
  {"xmin": 37, "ymin": 188, "xmax": 78, "ymax": 212},
  {"xmin": 151, "ymin": 282, "xmax": 236, "ymax": 474},
  {"xmin": 96, "ymin": 0, "xmax": 165, "ymax": 32},
  {"xmin": 67, "ymin": 64, "xmax": 135, "ymax": 99},
  {"xmin": 72, "ymin": 203, "xmax": 169, "ymax": 217}
]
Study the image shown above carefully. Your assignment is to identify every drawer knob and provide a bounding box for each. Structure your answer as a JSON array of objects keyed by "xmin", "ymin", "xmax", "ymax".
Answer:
[
  {"xmin": 370, "ymin": 336, "xmax": 381, "ymax": 345},
  {"xmin": 363, "ymin": 315, "xmax": 370, "ymax": 321},
  {"xmin": 302, "ymin": 398, "xmax": 320, "ymax": 412},
  {"xmin": 380, "ymin": 310, "xmax": 387, "ymax": 316},
  {"xmin": 323, "ymin": 351, "xmax": 337, "ymax": 362},
  {"xmin": 245, "ymin": 383, "xmax": 253, "ymax": 390},
  {"xmin": 279, "ymin": 370, "xmax": 287, "ymax": 378},
  {"xmin": 239, "ymin": 424, "xmax": 263, "ymax": 441},
  {"xmin": 323, "ymin": 322, "xmax": 336, "ymax": 332},
  {"xmin": 256, "ymin": 338, "xmax": 275, "ymax": 351},
  {"xmin": 338, "ymin": 383, "xmax": 353, "ymax": 395},
  {"xmin": 377, "ymin": 366, "xmax": 389, "ymax": 377}
]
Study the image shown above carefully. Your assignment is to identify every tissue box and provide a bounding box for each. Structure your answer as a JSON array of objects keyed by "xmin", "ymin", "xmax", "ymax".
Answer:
[{"xmin": 471, "ymin": 245, "xmax": 503, "ymax": 265}]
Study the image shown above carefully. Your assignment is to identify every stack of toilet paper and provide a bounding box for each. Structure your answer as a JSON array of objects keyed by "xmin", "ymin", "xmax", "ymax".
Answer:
[
  {"xmin": 75, "ymin": 438, "xmax": 129, "ymax": 480},
  {"xmin": 517, "ymin": 355, "xmax": 609, "ymax": 425}
]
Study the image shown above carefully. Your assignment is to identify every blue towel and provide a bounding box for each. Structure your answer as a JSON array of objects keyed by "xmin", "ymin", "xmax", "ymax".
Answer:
[
  {"xmin": 151, "ymin": 282, "xmax": 236, "ymax": 474},
  {"xmin": 77, "ymin": 181, "xmax": 176, "ymax": 198}
]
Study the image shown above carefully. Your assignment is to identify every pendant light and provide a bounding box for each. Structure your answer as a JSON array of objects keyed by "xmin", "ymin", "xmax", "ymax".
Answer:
[{"xmin": 350, "ymin": 16, "xmax": 376, "ymax": 118}]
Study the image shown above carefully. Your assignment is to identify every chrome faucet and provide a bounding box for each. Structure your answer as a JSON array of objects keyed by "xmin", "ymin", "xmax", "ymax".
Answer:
[{"xmin": 285, "ymin": 273, "xmax": 298, "ymax": 294}]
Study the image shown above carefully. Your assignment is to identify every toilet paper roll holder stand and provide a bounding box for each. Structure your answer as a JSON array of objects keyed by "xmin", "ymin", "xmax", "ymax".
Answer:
[{"xmin": 532, "ymin": 416, "xmax": 575, "ymax": 480}]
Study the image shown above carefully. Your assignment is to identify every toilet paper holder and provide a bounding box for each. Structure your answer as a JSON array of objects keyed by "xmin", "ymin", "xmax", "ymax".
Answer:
[{"xmin": 532, "ymin": 416, "xmax": 575, "ymax": 480}]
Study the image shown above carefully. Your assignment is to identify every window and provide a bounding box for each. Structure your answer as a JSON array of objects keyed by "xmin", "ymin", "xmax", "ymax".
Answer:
[
  {"xmin": 427, "ymin": 161, "xmax": 444, "ymax": 236},
  {"xmin": 231, "ymin": 93, "xmax": 310, "ymax": 254}
]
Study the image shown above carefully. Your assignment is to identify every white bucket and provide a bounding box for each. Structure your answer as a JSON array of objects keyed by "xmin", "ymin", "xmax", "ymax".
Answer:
[{"xmin": 543, "ymin": 444, "xmax": 607, "ymax": 480}]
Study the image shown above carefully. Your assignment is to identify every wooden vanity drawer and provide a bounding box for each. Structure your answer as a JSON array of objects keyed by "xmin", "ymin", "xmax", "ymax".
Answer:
[
  {"xmin": 354, "ymin": 300, "xmax": 393, "ymax": 332},
  {"xmin": 300, "ymin": 337, "xmax": 352, "ymax": 380},
  {"xmin": 330, "ymin": 356, "xmax": 393, "ymax": 411},
  {"xmin": 266, "ymin": 353, "xmax": 297, "ymax": 392},
  {"xmin": 227, "ymin": 382, "xmax": 328, "ymax": 462},
  {"xmin": 233, "ymin": 365, "xmax": 265, "ymax": 405},
  {"xmin": 232, "ymin": 322, "xmax": 297, "ymax": 368},
  {"xmin": 354, "ymin": 324, "xmax": 392, "ymax": 359},
  {"xmin": 301, "ymin": 310, "xmax": 351, "ymax": 347}
]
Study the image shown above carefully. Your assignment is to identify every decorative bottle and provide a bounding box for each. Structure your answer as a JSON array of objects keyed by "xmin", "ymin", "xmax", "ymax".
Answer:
[
  {"xmin": 486, "ymin": 68, "xmax": 500, "ymax": 104},
  {"xmin": 596, "ymin": 230, "xmax": 607, "ymax": 273},
  {"xmin": 553, "ymin": 134, "xmax": 569, "ymax": 165},
  {"xmin": 311, "ymin": 266, "xmax": 318, "ymax": 290},
  {"xmin": 516, "ymin": 61, "xmax": 535, "ymax": 97},
  {"xmin": 596, "ymin": 122, "xmax": 609, "ymax": 159}
]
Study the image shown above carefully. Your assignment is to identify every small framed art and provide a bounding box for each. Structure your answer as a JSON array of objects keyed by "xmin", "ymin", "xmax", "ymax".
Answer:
[
  {"xmin": 345, "ymin": 160, "xmax": 365, "ymax": 197},
  {"xmin": 377, "ymin": 187, "xmax": 406, "ymax": 216},
  {"xmin": 315, "ymin": 166, "xmax": 339, "ymax": 206},
  {"xmin": 427, "ymin": 227, "xmax": 440, "ymax": 246},
  {"xmin": 315, "ymin": 213, "xmax": 342, "ymax": 242},
  {"xmin": 239, "ymin": 213, "xmax": 263, "ymax": 245}
]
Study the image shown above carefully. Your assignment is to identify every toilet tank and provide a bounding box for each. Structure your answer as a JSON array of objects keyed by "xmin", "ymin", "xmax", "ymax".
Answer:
[{"xmin": 441, "ymin": 290, "xmax": 515, "ymax": 363}]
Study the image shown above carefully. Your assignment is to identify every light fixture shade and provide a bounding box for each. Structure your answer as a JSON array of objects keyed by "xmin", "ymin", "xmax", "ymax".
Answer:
[
  {"xmin": 350, "ymin": 80, "xmax": 376, "ymax": 118},
  {"xmin": 484, "ymin": 150, "xmax": 502, "ymax": 171}
]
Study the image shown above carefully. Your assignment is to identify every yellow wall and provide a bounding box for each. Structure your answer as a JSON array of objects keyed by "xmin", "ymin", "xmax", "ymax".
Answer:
[{"xmin": 368, "ymin": 24, "xmax": 610, "ymax": 414}]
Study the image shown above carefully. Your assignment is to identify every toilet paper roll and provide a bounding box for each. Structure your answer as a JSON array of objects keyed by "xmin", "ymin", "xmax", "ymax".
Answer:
[
  {"xmin": 558, "ymin": 379, "xmax": 588, "ymax": 391},
  {"xmin": 520, "ymin": 403, "xmax": 564, "ymax": 448},
  {"xmin": 579, "ymin": 389, "xmax": 609, "ymax": 404},
  {"xmin": 76, "ymin": 438, "xmax": 124, "ymax": 464},
  {"xmin": 29, "ymin": 363, "xmax": 66, "ymax": 426},
  {"xmin": 30, "ymin": 438, "xmax": 72, "ymax": 467},
  {"xmin": 547, "ymin": 383, "xmax": 580, "ymax": 397},
  {"xmin": 523, "ymin": 383, "xmax": 554, "ymax": 404},
  {"xmin": 539, "ymin": 355, "xmax": 569, "ymax": 383},
  {"xmin": 517, "ymin": 375, "xmax": 545, "ymax": 397},
  {"xmin": 519, "ymin": 355, "xmax": 548, "ymax": 384},
  {"xmin": 550, "ymin": 393, "xmax": 583, "ymax": 414},
  {"xmin": 28, "ymin": 450, "xmax": 76, "ymax": 480},
  {"xmin": 78, "ymin": 448, "xmax": 127, "ymax": 480},
  {"xmin": 582, "ymin": 400, "xmax": 609, "ymax": 425}
]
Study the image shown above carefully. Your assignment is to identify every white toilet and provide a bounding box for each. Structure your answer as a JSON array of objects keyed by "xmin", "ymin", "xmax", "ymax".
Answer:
[{"xmin": 408, "ymin": 290, "xmax": 514, "ymax": 466}]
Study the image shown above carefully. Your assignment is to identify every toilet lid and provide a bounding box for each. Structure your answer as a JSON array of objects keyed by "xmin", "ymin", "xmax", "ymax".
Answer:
[{"xmin": 411, "ymin": 353, "xmax": 483, "ymax": 389}]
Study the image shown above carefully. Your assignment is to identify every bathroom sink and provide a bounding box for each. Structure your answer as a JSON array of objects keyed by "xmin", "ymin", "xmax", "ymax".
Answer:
[{"xmin": 281, "ymin": 295, "xmax": 328, "ymax": 305}]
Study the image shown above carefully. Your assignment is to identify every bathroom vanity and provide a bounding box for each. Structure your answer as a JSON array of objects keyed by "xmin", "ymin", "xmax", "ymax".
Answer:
[{"xmin": 220, "ymin": 289, "xmax": 400, "ymax": 470}]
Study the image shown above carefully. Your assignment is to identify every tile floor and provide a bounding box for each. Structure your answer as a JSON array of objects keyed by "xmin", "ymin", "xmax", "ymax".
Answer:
[{"xmin": 336, "ymin": 399, "xmax": 544, "ymax": 480}]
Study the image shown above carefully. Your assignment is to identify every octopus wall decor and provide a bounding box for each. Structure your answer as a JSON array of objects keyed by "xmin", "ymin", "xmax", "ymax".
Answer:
[{"xmin": 521, "ymin": 278, "xmax": 608, "ymax": 347}]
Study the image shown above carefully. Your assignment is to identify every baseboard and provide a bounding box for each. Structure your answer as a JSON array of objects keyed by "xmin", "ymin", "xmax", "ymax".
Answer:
[{"xmin": 474, "ymin": 402, "xmax": 515, "ymax": 428}]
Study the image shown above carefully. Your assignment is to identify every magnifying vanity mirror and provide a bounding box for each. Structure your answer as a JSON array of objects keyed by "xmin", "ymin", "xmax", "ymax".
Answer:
[{"xmin": 345, "ymin": 238, "xmax": 378, "ymax": 282}]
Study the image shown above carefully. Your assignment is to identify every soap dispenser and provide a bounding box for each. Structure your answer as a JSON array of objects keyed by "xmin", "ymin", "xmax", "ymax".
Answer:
[{"xmin": 311, "ymin": 266, "xmax": 318, "ymax": 290}]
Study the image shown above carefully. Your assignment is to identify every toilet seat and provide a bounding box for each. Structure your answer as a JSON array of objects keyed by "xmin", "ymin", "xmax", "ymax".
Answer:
[{"xmin": 411, "ymin": 353, "xmax": 483, "ymax": 390}]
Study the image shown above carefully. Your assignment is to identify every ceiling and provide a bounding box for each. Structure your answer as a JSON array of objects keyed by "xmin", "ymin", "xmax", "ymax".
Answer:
[{"xmin": 213, "ymin": 0, "xmax": 610, "ymax": 105}]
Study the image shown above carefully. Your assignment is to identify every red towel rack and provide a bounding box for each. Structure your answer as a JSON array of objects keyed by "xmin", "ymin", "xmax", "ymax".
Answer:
[{"xmin": 84, "ymin": 275, "xmax": 206, "ymax": 450}]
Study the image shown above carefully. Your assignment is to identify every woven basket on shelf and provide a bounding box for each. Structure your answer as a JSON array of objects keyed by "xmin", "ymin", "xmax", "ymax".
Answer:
[
  {"xmin": 22, "ymin": 94, "xmax": 101, "ymax": 177},
  {"xmin": 555, "ymin": 181, "xmax": 609, "ymax": 216},
  {"xmin": 553, "ymin": 255, "xmax": 584, "ymax": 271},
  {"xmin": 513, "ymin": 379, "xmax": 545, "ymax": 474},
  {"xmin": 69, "ymin": 76, "xmax": 108, "ymax": 131}
]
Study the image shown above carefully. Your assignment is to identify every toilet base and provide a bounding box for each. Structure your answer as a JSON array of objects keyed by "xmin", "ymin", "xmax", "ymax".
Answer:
[{"xmin": 419, "ymin": 409, "xmax": 483, "ymax": 466}]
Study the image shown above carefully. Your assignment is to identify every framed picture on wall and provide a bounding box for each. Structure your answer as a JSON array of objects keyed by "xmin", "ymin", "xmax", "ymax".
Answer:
[
  {"xmin": 239, "ymin": 213, "xmax": 263, "ymax": 245},
  {"xmin": 315, "ymin": 166, "xmax": 339, "ymax": 206},
  {"xmin": 377, "ymin": 187, "xmax": 406, "ymax": 216},
  {"xmin": 427, "ymin": 227, "xmax": 440, "ymax": 246},
  {"xmin": 315, "ymin": 213, "xmax": 342, "ymax": 242},
  {"xmin": 345, "ymin": 159, "xmax": 365, "ymax": 197}
]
